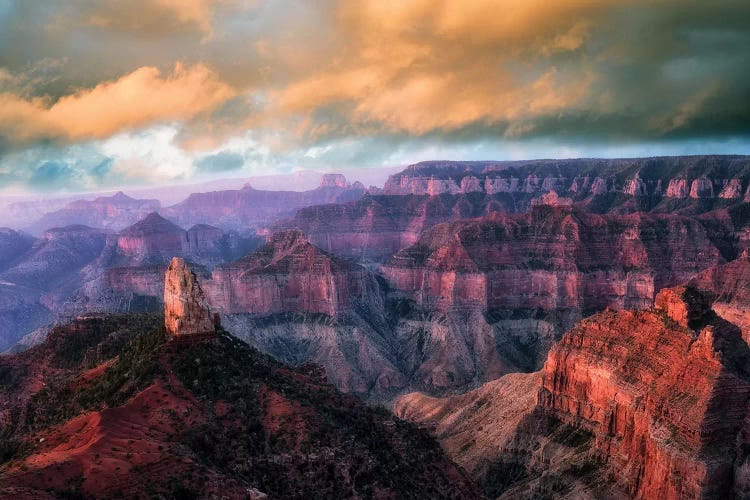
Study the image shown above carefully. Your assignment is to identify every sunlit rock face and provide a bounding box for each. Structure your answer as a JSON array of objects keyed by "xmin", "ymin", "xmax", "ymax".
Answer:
[
  {"xmin": 382, "ymin": 156, "xmax": 750, "ymax": 200},
  {"xmin": 396, "ymin": 278, "xmax": 750, "ymax": 498},
  {"xmin": 164, "ymin": 257, "xmax": 216, "ymax": 336},
  {"xmin": 689, "ymin": 256, "xmax": 750, "ymax": 343},
  {"xmin": 378, "ymin": 206, "xmax": 731, "ymax": 393},
  {"xmin": 205, "ymin": 230, "xmax": 376, "ymax": 317},
  {"xmin": 536, "ymin": 287, "xmax": 750, "ymax": 499}
]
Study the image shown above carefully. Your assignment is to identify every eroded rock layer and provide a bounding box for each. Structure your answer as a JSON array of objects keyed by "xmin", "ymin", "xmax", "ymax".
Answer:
[{"xmin": 396, "ymin": 280, "xmax": 750, "ymax": 498}]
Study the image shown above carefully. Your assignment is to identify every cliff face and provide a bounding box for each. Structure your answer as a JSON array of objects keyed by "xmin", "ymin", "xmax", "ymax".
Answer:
[
  {"xmin": 164, "ymin": 257, "xmax": 217, "ymax": 336},
  {"xmin": 535, "ymin": 287, "xmax": 750, "ymax": 499},
  {"xmin": 108, "ymin": 212, "xmax": 187, "ymax": 266},
  {"xmin": 384, "ymin": 207, "xmax": 727, "ymax": 314},
  {"xmin": 205, "ymin": 230, "xmax": 406, "ymax": 398},
  {"xmin": 689, "ymin": 256, "xmax": 750, "ymax": 342},
  {"xmin": 206, "ymin": 230, "xmax": 376, "ymax": 316},
  {"xmin": 377, "ymin": 206, "xmax": 731, "ymax": 391},
  {"xmin": 383, "ymin": 156, "xmax": 750, "ymax": 203},
  {"xmin": 396, "ymin": 280, "xmax": 750, "ymax": 498},
  {"xmin": 269, "ymin": 192, "xmax": 521, "ymax": 261}
]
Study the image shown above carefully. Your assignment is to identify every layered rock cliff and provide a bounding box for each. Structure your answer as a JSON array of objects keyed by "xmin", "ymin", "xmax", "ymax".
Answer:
[
  {"xmin": 689, "ymin": 256, "xmax": 750, "ymax": 342},
  {"xmin": 383, "ymin": 156, "xmax": 750, "ymax": 205},
  {"xmin": 396, "ymin": 279, "xmax": 750, "ymax": 498},
  {"xmin": 205, "ymin": 230, "xmax": 406, "ymax": 397},
  {"xmin": 379, "ymin": 205, "xmax": 731, "ymax": 392},
  {"xmin": 206, "ymin": 230, "xmax": 377, "ymax": 316},
  {"xmin": 269, "ymin": 192, "xmax": 520, "ymax": 261}
]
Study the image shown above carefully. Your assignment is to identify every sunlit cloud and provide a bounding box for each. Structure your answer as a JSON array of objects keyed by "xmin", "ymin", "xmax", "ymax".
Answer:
[{"xmin": 0, "ymin": 0, "xmax": 749, "ymax": 191}]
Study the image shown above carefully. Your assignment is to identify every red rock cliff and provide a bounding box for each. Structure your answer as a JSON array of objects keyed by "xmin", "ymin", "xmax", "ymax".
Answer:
[
  {"xmin": 538, "ymin": 286, "xmax": 750, "ymax": 498},
  {"xmin": 206, "ymin": 230, "xmax": 377, "ymax": 317}
]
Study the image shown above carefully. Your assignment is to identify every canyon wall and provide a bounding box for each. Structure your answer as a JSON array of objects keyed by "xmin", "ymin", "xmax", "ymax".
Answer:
[
  {"xmin": 396, "ymin": 276, "xmax": 750, "ymax": 498},
  {"xmin": 383, "ymin": 156, "xmax": 750, "ymax": 202}
]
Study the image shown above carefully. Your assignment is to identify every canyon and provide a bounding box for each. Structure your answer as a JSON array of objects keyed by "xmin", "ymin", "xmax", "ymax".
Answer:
[{"xmin": 395, "ymin": 258, "xmax": 750, "ymax": 498}]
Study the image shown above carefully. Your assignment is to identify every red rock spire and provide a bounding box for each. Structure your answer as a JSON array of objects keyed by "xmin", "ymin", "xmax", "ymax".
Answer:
[{"xmin": 164, "ymin": 257, "xmax": 216, "ymax": 336}]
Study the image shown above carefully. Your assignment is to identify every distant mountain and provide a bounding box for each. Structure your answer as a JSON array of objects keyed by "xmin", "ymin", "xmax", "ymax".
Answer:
[
  {"xmin": 26, "ymin": 191, "xmax": 160, "ymax": 235},
  {"xmin": 162, "ymin": 175, "xmax": 365, "ymax": 230}
]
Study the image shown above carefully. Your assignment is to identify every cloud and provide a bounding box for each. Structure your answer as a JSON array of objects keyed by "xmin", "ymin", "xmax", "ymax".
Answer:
[
  {"xmin": 1, "ymin": 0, "xmax": 750, "ymax": 192},
  {"xmin": 194, "ymin": 151, "xmax": 245, "ymax": 172},
  {"xmin": 0, "ymin": 63, "xmax": 235, "ymax": 144}
]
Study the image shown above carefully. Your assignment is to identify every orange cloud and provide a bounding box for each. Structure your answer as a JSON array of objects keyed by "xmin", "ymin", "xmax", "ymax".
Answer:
[
  {"xmin": 0, "ymin": 63, "xmax": 235, "ymax": 143},
  {"xmin": 272, "ymin": 0, "xmax": 608, "ymax": 136}
]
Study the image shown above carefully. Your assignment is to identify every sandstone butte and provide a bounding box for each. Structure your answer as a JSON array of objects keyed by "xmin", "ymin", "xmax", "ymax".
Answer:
[
  {"xmin": 164, "ymin": 256, "xmax": 217, "ymax": 337},
  {"xmin": 395, "ymin": 258, "xmax": 750, "ymax": 499}
]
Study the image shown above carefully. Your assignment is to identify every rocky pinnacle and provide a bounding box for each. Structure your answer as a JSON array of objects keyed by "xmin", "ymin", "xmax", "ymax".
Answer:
[{"xmin": 164, "ymin": 257, "xmax": 216, "ymax": 336}]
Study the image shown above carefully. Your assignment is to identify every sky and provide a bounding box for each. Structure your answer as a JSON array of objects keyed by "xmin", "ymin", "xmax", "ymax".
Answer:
[{"xmin": 0, "ymin": 0, "xmax": 749, "ymax": 193}]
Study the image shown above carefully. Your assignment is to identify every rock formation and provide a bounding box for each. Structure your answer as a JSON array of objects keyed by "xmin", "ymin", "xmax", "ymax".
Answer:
[
  {"xmin": 110, "ymin": 212, "xmax": 187, "ymax": 266},
  {"xmin": 689, "ymin": 256, "xmax": 750, "ymax": 343},
  {"xmin": 534, "ymin": 287, "xmax": 750, "ymax": 498},
  {"xmin": 382, "ymin": 156, "xmax": 750, "ymax": 204},
  {"xmin": 396, "ymin": 276, "xmax": 750, "ymax": 498},
  {"xmin": 204, "ymin": 230, "xmax": 406, "ymax": 397},
  {"xmin": 206, "ymin": 230, "xmax": 377, "ymax": 317},
  {"xmin": 319, "ymin": 173, "xmax": 350, "ymax": 188},
  {"xmin": 164, "ymin": 257, "xmax": 216, "ymax": 336}
]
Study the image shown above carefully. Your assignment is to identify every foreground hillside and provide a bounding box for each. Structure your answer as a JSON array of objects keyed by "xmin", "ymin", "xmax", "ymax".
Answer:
[{"xmin": 0, "ymin": 314, "xmax": 475, "ymax": 499}]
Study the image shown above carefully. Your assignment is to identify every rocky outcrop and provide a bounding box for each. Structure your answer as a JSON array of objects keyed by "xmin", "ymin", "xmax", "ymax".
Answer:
[
  {"xmin": 624, "ymin": 174, "xmax": 648, "ymax": 196},
  {"xmin": 534, "ymin": 289, "xmax": 750, "ymax": 498},
  {"xmin": 397, "ymin": 279, "xmax": 750, "ymax": 498},
  {"xmin": 205, "ymin": 230, "xmax": 406, "ymax": 397},
  {"xmin": 690, "ymin": 177, "xmax": 715, "ymax": 198},
  {"xmin": 108, "ymin": 212, "xmax": 187, "ymax": 266},
  {"xmin": 164, "ymin": 257, "xmax": 216, "ymax": 336},
  {"xmin": 319, "ymin": 173, "xmax": 350, "ymax": 188},
  {"xmin": 378, "ymin": 207, "xmax": 733, "ymax": 392},
  {"xmin": 206, "ymin": 230, "xmax": 377, "ymax": 317},
  {"xmin": 529, "ymin": 190, "xmax": 572, "ymax": 208},
  {"xmin": 689, "ymin": 256, "xmax": 750, "ymax": 343},
  {"xmin": 719, "ymin": 178, "xmax": 744, "ymax": 199}
]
